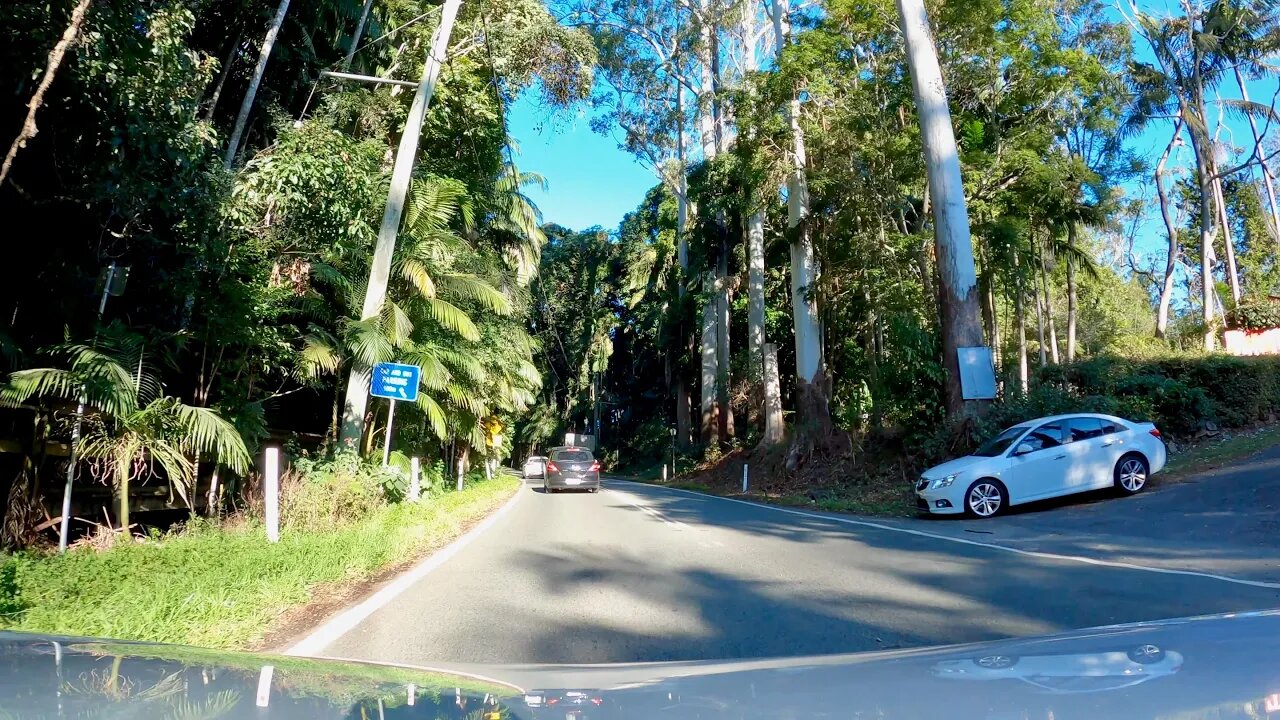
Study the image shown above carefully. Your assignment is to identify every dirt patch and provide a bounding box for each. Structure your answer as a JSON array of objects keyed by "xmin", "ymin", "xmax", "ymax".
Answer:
[
  {"xmin": 253, "ymin": 491, "xmax": 518, "ymax": 653},
  {"xmin": 678, "ymin": 429, "xmax": 920, "ymax": 516}
]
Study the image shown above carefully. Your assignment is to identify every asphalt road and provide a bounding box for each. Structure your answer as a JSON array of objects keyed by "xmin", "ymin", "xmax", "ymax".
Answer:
[{"xmin": 311, "ymin": 463, "xmax": 1280, "ymax": 668}]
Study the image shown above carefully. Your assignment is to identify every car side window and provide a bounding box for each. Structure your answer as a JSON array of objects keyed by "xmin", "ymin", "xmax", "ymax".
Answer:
[
  {"xmin": 1020, "ymin": 421, "xmax": 1065, "ymax": 453},
  {"xmin": 1100, "ymin": 420, "xmax": 1125, "ymax": 434},
  {"xmin": 1065, "ymin": 417, "xmax": 1105, "ymax": 443}
]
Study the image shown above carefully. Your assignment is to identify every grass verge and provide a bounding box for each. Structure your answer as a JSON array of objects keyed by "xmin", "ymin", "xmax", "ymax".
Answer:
[
  {"xmin": 0, "ymin": 474, "xmax": 519, "ymax": 649},
  {"xmin": 1162, "ymin": 424, "xmax": 1280, "ymax": 478}
]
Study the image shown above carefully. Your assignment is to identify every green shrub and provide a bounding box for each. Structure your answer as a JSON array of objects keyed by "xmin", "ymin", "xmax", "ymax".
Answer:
[
  {"xmin": 283, "ymin": 451, "xmax": 392, "ymax": 530},
  {"xmin": 1112, "ymin": 374, "xmax": 1210, "ymax": 436},
  {"xmin": 0, "ymin": 560, "xmax": 25, "ymax": 619},
  {"xmin": 1034, "ymin": 353, "xmax": 1280, "ymax": 435},
  {"xmin": 1225, "ymin": 297, "xmax": 1280, "ymax": 331}
]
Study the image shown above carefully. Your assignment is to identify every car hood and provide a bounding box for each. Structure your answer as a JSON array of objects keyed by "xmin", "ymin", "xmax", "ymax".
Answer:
[
  {"xmin": 922, "ymin": 454, "xmax": 992, "ymax": 480},
  {"xmin": 3, "ymin": 609, "xmax": 1280, "ymax": 718}
]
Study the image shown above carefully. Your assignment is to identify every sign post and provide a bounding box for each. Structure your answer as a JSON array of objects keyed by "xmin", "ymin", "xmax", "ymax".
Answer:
[
  {"xmin": 381, "ymin": 399, "xmax": 396, "ymax": 467},
  {"xmin": 371, "ymin": 362, "xmax": 421, "ymax": 467}
]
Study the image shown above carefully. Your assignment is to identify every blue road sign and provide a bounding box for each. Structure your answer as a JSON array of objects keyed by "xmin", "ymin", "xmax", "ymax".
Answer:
[{"xmin": 371, "ymin": 362, "xmax": 421, "ymax": 402}]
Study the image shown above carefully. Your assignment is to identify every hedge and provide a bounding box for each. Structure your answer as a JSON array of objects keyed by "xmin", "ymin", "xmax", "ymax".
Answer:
[{"xmin": 1035, "ymin": 354, "xmax": 1280, "ymax": 437}]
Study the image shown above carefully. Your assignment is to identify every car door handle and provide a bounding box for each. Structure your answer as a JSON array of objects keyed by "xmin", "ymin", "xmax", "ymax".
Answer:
[
  {"xmin": 1102, "ymin": 440, "xmax": 1116, "ymax": 447},
  {"xmin": 1054, "ymin": 454, "xmax": 1067, "ymax": 460}
]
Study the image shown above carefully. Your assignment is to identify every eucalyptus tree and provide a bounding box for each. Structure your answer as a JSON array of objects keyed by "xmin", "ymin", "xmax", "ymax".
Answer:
[
  {"xmin": 1126, "ymin": 0, "xmax": 1280, "ymax": 349},
  {"xmin": 569, "ymin": 0, "xmax": 701, "ymax": 445}
]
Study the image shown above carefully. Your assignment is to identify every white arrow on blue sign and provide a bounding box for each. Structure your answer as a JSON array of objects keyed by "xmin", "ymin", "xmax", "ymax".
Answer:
[{"xmin": 371, "ymin": 362, "xmax": 421, "ymax": 402}]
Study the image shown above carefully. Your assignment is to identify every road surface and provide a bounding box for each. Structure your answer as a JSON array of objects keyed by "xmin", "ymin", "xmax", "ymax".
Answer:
[{"xmin": 309, "ymin": 471, "xmax": 1280, "ymax": 668}]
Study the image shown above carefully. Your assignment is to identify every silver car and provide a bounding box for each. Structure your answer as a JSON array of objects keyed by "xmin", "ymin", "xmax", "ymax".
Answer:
[
  {"xmin": 523, "ymin": 455, "xmax": 547, "ymax": 479},
  {"xmin": 544, "ymin": 446, "xmax": 600, "ymax": 492}
]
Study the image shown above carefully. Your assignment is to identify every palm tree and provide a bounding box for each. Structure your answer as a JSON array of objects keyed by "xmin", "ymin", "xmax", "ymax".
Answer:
[
  {"xmin": 1, "ymin": 333, "xmax": 251, "ymax": 531},
  {"xmin": 304, "ymin": 177, "xmax": 529, "ymax": 452}
]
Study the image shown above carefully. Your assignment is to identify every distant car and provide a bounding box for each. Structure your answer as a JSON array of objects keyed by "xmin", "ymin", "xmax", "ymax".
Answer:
[
  {"xmin": 523, "ymin": 455, "xmax": 547, "ymax": 479},
  {"xmin": 544, "ymin": 446, "xmax": 601, "ymax": 493},
  {"xmin": 915, "ymin": 413, "xmax": 1167, "ymax": 517},
  {"xmin": 932, "ymin": 643, "xmax": 1183, "ymax": 693}
]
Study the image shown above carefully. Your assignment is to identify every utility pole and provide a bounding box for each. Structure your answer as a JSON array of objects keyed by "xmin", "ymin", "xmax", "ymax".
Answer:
[{"xmin": 338, "ymin": 0, "xmax": 462, "ymax": 448}]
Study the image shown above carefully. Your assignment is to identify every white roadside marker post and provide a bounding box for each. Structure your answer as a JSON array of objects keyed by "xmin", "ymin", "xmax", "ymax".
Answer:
[
  {"xmin": 265, "ymin": 448, "xmax": 280, "ymax": 543},
  {"xmin": 410, "ymin": 456, "xmax": 421, "ymax": 501}
]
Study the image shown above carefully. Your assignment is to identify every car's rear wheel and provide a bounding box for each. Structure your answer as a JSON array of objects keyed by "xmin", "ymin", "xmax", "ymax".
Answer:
[
  {"xmin": 1114, "ymin": 453, "xmax": 1149, "ymax": 495},
  {"xmin": 964, "ymin": 479, "xmax": 1007, "ymax": 518}
]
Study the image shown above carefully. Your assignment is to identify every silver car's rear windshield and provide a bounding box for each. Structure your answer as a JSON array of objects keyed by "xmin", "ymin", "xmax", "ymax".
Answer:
[{"xmin": 552, "ymin": 449, "xmax": 593, "ymax": 462}]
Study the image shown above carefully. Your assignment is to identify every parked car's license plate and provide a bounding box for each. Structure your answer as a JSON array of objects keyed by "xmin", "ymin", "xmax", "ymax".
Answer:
[{"xmin": 565, "ymin": 477, "xmax": 582, "ymax": 485}]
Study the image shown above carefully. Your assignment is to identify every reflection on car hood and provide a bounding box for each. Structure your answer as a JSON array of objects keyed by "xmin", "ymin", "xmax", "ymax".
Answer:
[
  {"xmin": 3, "ymin": 609, "xmax": 1280, "ymax": 719},
  {"xmin": 922, "ymin": 454, "xmax": 991, "ymax": 479}
]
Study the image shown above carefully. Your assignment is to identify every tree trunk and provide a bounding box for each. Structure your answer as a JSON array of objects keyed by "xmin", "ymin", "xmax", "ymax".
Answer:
[
  {"xmin": 1236, "ymin": 67, "xmax": 1280, "ymax": 243},
  {"xmin": 117, "ymin": 471, "xmax": 129, "ymax": 533},
  {"xmin": 1040, "ymin": 238, "xmax": 1059, "ymax": 364},
  {"xmin": 1213, "ymin": 173, "xmax": 1241, "ymax": 303},
  {"xmin": 771, "ymin": 0, "xmax": 830, "ymax": 446},
  {"xmin": 1033, "ymin": 249, "xmax": 1046, "ymax": 368},
  {"xmin": 1066, "ymin": 223, "xmax": 1079, "ymax": 359},
  {"xmin": 675, "ymin": 88, "xmax": 693, "ymax": 449},
  {"xmin": 763, "ymin": 343, "xmax": 784, "ymax": 445},
  {"xmin": 203, "ymin": 30, "xmax": 242, "ymax": 122},
  {"xmin": 224, "ymin": 0, "xmax": 293, "ymax": 169},
  {"xmin": 1015, "ymin": 263, "xmax": 1028, "ymax": 394},
  {"xmin": 1187, "ymin": 120, "xmax": 1218, "ymax": 351},
  {"xmin": 700, "ymin": 273, "xmax": 719, "ymax": 445},
  {"xmin": 1154, "ymin": 122, "xmax": 1182, "ymax": 339},
  {"xmin": 697, "ymin": 0, "xmax": 720, "ymax": 161},
  {"xmin": 987, "ymin": 275, "xmax": 1002, "ymax": 373},
  {"xmin": 897, "ymin": 0, "xmax": 988, "ymax": 415},
  {"xmin": 716, "ymin": 247, "xmax": 732, "ymax": 443},
  {"xmin": 747, "ymin": 210, "xmax": 767, "ymax": 426},
  {"xmin": 0, "ymin": 0, "xmax": 94, "ymax": 187},
  {"xmin": 343, "ymin": 0, "xmax": 376, "ymax": 70}
]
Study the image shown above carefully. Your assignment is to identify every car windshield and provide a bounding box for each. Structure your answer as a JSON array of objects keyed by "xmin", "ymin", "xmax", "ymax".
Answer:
[
  {"xmin": 972, "ymin": 425, "xmax": 1030, "ymax": 457},
  {"xmin": 552, "ymin": 449, "xmax": 593, "ymax": 462}
]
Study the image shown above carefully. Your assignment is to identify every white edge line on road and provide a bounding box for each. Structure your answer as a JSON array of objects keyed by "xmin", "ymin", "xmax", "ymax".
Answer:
[
  {"xmin": 607, "ymin": 486, "xmax": 686, "ymax": 530},
  {"xmin": 612, "ymin": 479, "xmax": 1280, "ymax": 590},
  {"xmin": 284, "ymin": 485, "xmax": 525, "ymax": 657}
]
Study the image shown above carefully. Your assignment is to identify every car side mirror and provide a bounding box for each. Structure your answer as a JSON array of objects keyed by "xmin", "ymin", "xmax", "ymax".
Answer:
[{"xmin": 1013, "ymin": 442, "xmax": 1034, "ymax": 456}]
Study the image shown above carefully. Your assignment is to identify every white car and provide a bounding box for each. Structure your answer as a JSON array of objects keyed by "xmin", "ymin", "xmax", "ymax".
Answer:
[
  {"xmin": 523, "ymin": 455, "xmax": 547, "ymax": 479},
  {"xmin": 932, "ymin": 643, "xmax": 1183, "ymax": 693},
  {"xmin": 915, "ymin": 413, "xmax": 1167, "ymax": 517}
]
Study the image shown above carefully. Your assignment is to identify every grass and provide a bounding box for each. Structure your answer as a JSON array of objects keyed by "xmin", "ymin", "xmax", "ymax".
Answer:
[
  {"xmin": 1162, "ymin": 424, "xmax": 1280, "ymax": 477},
  {"xmin": 0, "ymin": 474, "xmax": 519, "ymax": 649}
]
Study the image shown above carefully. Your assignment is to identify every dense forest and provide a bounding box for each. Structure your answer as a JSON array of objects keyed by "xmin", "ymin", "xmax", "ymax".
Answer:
[
  {"xmin": 1, "ymin": 0, "xmax": 1278, "ymax": 544},
  {"xmin": 0, "ymin": 0, "xmax": 594, "ymax": 545},
  {"xmin": 522, "ymin": 0, "xmax": 1280, "ymax": 478}
]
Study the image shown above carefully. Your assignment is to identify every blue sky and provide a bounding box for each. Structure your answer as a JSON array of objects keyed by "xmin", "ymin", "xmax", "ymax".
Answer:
[
  {"xmin": 506, "ymin": 94, "xmax": 658, "ymax": 232},
  {"xmin": 505, "ymin": 40, "xmax": 1274, "ymax": 269}
]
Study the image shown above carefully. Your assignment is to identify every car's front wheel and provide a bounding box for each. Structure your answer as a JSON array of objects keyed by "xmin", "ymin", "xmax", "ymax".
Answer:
[
  {"xmin": 1114, "ymin": 453, "xmax": 1149, "ymax": 495},
  {"xmin": 964, "ymin": 479, "xmax": 1007, "ymax": 518}
]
